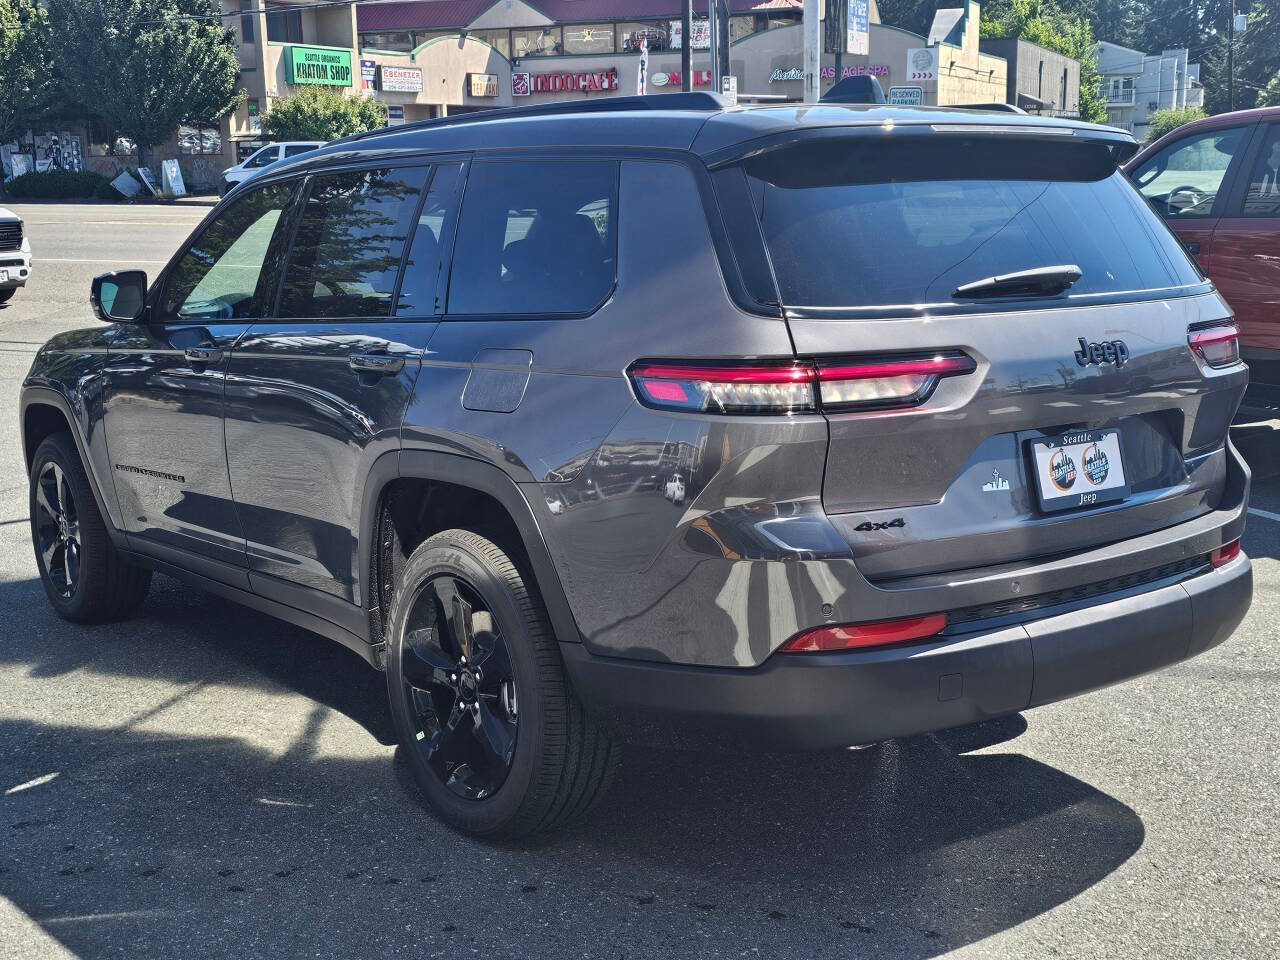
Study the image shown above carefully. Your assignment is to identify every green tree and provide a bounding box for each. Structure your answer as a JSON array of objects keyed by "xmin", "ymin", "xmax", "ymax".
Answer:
[
  {"xmin": 0, "ymin": 0, "xmax": 60, "ymax": 146},
  {"xmin": 44, "ymin": 0, "xmax": 241, "ymax": 166},
  {"xmin": 1145, "ymin": 106, "xmax": 1207, "ymax": 141},
  {"xmin": 980, "ymin": 0, "xmax": 1108, "ymax": 122},
  {"xmin": 1255, "ymin": 70, "xmax": 1280, "ymax": 107},
  {"xmin": 261, "ymin": 87, "xmax": 387, "ymax": 142}
]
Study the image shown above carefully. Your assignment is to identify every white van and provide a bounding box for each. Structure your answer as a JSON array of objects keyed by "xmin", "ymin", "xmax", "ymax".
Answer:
[{"xmin": 219, "ymin": 142, "xmax": 324, "ymax": 195}]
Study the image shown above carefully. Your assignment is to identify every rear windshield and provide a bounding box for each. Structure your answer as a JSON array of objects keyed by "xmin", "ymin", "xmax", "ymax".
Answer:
[{"xmin": 727, "ymin": 137, "xmax": 1202, "ymax": 313}]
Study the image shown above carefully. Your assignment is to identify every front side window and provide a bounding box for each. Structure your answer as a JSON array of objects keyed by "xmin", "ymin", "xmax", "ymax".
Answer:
[
  {"xmin": 278, "ymin": 167, "xmax": 428, "ymax": 319},
  {"xmin": 448, "ymin": 160, "xmax": 617, "ymax": 316},
  {"xmin": 1130, "ymin": 126, "xmax": 1248, "ymax": 218},
  {"xmin": 1240, "ymin": 125, "xmax": 1280, "ymax": 218},
  {"xmin": 162, "ymin": 182, "xmax": 296, "ymax": 322}
]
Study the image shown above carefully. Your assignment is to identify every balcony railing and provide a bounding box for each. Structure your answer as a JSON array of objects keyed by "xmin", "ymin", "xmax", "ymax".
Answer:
[{"xmin": 1106, "ymin": 90, "xmax": 1136, "ymax": 106}]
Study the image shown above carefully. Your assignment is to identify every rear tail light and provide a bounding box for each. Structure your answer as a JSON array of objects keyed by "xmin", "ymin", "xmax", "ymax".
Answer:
[
  {"xmin": 780, "ymin": 613, "xmax": 948, "ymax": 653},
  {"xmin": 628, "ymin": 352, "xmax": 975, "ymax": 416},
  {"xmin": 1189, "ymin": 323, "xmax": 1240, "ymax": 368},
  {"xmin": 1211, "ymin": 538, "xmax": 1241, "ymax": 568}
]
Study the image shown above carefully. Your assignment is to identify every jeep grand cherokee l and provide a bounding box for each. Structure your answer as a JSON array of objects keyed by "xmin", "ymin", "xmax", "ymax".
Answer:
[{"xmin": 21, "ymin": 95, "xmax": 1253, "ymax": 837}]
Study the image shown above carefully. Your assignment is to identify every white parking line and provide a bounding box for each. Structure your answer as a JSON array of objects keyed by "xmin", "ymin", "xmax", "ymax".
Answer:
[{"xmin": 1248, "ymin": 507, "xmax": 1280, "ymax": 523}]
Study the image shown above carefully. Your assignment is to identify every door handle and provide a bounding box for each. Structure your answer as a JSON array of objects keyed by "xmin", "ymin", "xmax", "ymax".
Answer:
[
  {"xmin": 184, "ymin": 345, "xmax": 223, "ymax": 365},
  {"xmin": 1185, "ymin": 241, "xmax": 1201, "ymax": 255},
  {"xmin": 348, "ymin": 352, "xmax": 405, "ymax": 376}
]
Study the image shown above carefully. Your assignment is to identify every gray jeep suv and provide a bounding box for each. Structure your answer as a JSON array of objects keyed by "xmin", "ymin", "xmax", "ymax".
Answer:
[{"xmin": 20, "ymin": 95, "xmax": 1253, "ymax": 837}]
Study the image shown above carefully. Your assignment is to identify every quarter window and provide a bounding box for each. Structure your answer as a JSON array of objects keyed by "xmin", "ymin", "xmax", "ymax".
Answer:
[
  {"xmin": 161, "ymin": 182, "xmax": 295, "ymax": 322},
  {"xmin": 279, "ymin": 167, "xmax": 429, "ymax": 319},
  {"xmin": 447, "ymin": 161, "xmax": 617, "ymax": 317},
  {"xmin": 1130, "ymin": 126, "xmax": 1248, "ymax": 218}
]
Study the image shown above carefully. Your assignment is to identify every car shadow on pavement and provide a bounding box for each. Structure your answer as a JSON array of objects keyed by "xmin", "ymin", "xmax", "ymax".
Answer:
[{"xmin": 0, "ymin": 571, "xmax": 1146, "ymax": 960}]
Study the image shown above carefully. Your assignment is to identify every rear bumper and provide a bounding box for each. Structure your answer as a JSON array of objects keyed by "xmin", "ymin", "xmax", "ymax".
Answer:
[{"xmin": 563, "ymin": 553, "xmax": 1252, "ymax": 750}]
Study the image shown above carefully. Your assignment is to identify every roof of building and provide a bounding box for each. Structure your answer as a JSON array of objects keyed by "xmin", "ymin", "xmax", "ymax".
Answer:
[{"xmin": 357, "ymin": 0, "xmax": 801, "ymax": 32}]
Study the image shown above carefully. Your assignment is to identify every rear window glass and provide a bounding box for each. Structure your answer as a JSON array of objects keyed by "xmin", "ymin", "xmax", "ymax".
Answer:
[
  {"xmin": 732, "ymin": 137, "xmax": 1201, "ymax": 312},
  {"xmin": 447, "ymin": 160, "xmax": 617, "ymax": 316}
]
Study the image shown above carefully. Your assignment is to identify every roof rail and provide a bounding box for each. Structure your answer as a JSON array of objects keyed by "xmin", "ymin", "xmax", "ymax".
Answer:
[
  {"xmin": 949, "ymin": 102, "xmax": 1028, "ymax": 114},
  {"xmin": 335, "ymin": 92, "xmax": 732, "ymax": 146}
]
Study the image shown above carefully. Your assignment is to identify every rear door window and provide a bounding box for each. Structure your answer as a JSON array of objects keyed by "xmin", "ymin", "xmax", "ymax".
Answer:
[
  {"xmin": 446, "ymin": 160, "xmax": 617, "ymax": 316},
  {"xmin": 727, "ymin": 136, "xmax": 1201, "ymax": 313},
  {"xmin": 278, "ymin": 166, "xmax": 429, "ymax": 319},
  {"xmin": 395, "ymin": 161, "xmax": 464, "ymax": 317},
  {"xmin": 1130, "ymin": 126, "xmax": 1249, "ymax": 218}
]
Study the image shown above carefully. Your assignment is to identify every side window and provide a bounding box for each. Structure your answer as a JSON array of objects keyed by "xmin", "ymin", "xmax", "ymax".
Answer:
[
  {"xmin": 284, "ymin": 143, "xmax": 318, "ymax": 158},
  {"xmin": 245, "ymin": 146, "xmax": 279, "ymax": 168},
  {"xmin": 395, "ymin": 162, "xmax": 463, "ymax": 317},
  {"xmin": 278, "ymin": 166, "xmax": 429, "ymax": 319},
  {"xmin": 447, "ymin": 160, "xmax": 617, "ymax": 316},
  {"xmin": 1131, "ymin": 126, "xmax": 1248, "ymax": 218},
  {"xmin": 161, "ymin": 181, "xmax": 295, "ymax": 322},
  {"xmin": 1240, "ymin": 125, "xmax": 1280, "ymax": 218}
]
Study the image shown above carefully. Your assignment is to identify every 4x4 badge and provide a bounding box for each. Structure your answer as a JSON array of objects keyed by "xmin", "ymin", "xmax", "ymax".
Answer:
[{"xmin": 854, "ymin": 517, "xmax": 905, "ymax": 532}]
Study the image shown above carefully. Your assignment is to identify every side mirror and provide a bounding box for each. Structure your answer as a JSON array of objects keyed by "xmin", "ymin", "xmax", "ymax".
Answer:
[{"xmin": 91, "ymin": 270, "xmax": 148, "ymax": 323}]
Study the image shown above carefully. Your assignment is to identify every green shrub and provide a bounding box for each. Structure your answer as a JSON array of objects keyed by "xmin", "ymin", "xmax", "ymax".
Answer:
[
  {"xmin": 1146, "ymin": 108, "xmax": 1207, "ymax": 144},
  {"xmin": 3, "ymin": 169, "xmax": 122, "ymax": 200},
  {"xmin": 261, "ymin": 86, "xmax": 387, "ymax": 142}
]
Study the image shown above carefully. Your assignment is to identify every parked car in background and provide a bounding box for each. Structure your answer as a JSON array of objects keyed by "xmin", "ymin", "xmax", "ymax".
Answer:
[
  {"xmin": 1126, "ymin": 106, "xmax": 1280, "ymax": 399},
  {"xmin": 22, "ymin": 96, "xmax": 1253, "ymax": 838},
  {"xmin": 220, "ymin": 142, "xmax": 325, "ymax": 195},
  {"xmin": 0, "ymin": 207, "xmax": 31, "ymax": 304}
]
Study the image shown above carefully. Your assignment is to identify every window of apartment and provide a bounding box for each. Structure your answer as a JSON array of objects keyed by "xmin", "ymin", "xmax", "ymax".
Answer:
[
  {"xmin": 360, "ymin": 31, "xmax": 415, "ymax": 52},
  {"xmin": 279, "ymin": 167, "xmax": 430, "ymax": 320},
  {"xmin": 448, "ymin": 161, "xmax": 618, "ymax": 316},
  {"xmin": 511, "ymin": 26, "xmax": 562, "ymax": 58},
  {"xmin": 563, "ymin": 23, "xmax": 615, "ymax": 55},
  {"xmin": 1061, "ymin": 68, "xmax": 1068, "ymax": 110},
  {"xmin": 1038, "ymin": 60, "xmax": 1044, "ymax": 98},
  {"xmin": 265, "ymin": 4, "xmax": 303, "ymax": 43},
  {"xmin": 239, "ymin": 0, "xmax": 255, "ymax": 44},
  {"xmin": 618, "ymin": 21, "xmax": 670, "ymax": 53},
  {"xmin": 470, "ymin": 28, "xmax": 510, "ymax": 58}
]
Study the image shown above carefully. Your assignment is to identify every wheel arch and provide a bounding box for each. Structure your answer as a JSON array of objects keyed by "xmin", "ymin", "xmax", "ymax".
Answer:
[{"xmin": 360, "ymin": 450, "xmax": 583, "ymax": 649}]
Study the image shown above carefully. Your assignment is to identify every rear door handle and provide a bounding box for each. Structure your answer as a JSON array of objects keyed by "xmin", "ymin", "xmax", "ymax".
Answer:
[
  {"xmin": 184, "ymin": 345, "xmax": 223, "ymax": 365},
  {"xmin": 348, "ymin": 352, "xmax": 405, "ymax": 376}
]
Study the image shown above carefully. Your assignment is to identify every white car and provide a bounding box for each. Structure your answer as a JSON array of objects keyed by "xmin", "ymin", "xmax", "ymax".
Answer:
[
  {"xmin": 219, "ymin": 141, "xmax": 325, "ymax": 196},
  {"xmin": 0, "ymin": 208, "xmax": 31, "ymax": 304},
  {"xmin": 664, "ymin": 473, "xmax": 686, "ymax": 505}
]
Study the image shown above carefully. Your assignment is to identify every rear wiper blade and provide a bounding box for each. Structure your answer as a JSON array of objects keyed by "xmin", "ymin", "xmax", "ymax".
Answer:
[{"xmin": 953, "ymin": 264, "xmax": 1082, "ymax": 299}]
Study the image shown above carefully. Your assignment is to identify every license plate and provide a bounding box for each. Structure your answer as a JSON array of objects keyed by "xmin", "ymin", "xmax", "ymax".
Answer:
[
  {"xmin": 1030, "ymin": 429, "xmax": 1128, "ymax": 512},
  {"xmin": 0, "ymin": 271, "xmax": 8, "ymax": 283}
]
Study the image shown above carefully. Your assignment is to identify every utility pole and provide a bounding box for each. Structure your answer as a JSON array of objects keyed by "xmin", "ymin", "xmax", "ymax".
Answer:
[
  {"xmin": 681, "ymin": 0, "xmax": 692, "ymax": 92},
  {"xmin": 1228, "ymin": 0, "xmax": 1235, "ymax": 112},
  {"xmin": 803, "ymin": 0, "xmax": 820, "ymax": 103}
]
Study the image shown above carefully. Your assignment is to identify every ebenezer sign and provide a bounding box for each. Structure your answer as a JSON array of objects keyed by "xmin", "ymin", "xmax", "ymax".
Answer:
[{"xmin": 285, "ymin": 46, "xmax": 353, "ymax": 86}]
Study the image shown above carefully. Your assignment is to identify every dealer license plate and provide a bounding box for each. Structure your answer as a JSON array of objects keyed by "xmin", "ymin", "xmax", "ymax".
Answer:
[{"xmin": 1030, "ymin": 428, "xmax": 1128, "ymax": 512}]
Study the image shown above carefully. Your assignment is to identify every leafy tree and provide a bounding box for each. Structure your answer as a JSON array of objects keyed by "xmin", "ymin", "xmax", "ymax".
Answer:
[
  {"xmin": 1255, "ymin": 70, "xmax": 1280, "ymax": 107},
  {"xmin": 44, "ymin": 0, "xmax": 241, "ymax": 166},
  {"xmin": 0, "ymin": 0, "xmax": 60, "ymax": 146},
  {"xmin": 980, "ymin": 0, "xmax": 1108, "ymax": 122},
  {"xmin": 1145, "ymin": 106, "xmax": 1207, "ymax": 141},
  {"xmin": 261, "ymin": 87, "xmax": 388, "ymax": 142}
]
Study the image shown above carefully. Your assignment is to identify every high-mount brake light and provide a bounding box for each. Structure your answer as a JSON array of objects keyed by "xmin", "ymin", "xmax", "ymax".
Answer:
[
  {"xmin": 816, "ymin": 353, "xmax": 977, "ymax": 411},
  {"xmin": 1189, "ymin": 323, "xmax": 1240, "ymax": 368},
  {"xmin": 628, "ymin": 353, "xmax": 976, "ymax": 416},
  {"xmin": 780, "ymin": 613, "xmax": 948, "ymax": 653}
]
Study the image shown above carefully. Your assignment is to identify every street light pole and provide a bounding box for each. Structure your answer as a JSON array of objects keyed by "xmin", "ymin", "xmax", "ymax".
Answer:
[{"xmin": 803, "ymin": 0, "xmax": 820, "ymax": 103}]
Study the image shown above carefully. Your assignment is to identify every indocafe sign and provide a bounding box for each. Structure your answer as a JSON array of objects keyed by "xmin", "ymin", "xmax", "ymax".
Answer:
[{"xmin": 512, "ymin": 67, "xmax": 619, "ymax": 96}]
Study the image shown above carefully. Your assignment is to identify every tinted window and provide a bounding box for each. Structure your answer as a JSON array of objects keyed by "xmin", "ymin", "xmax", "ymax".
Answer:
[
  {"xmin": 284, "ymin": 143, "xmax": 318, "ymax": 158},
  {"xmin": 733, "ymin": 137, "xmax": 1200, "ymax": 311},
  {"xmin": 448, "ymin": 161, "xmax": 617, "ymax": 316},
  {"xmin": 279, "ymin": 166, "xmax": 428, "ymax": 319},
  {"xmin": 1131, "ymin": 126, "xmax": 1247, "ymax": 218},
  {"xmin": 162, "ymin": 182, "xmax": 295, "ymax": 322},
  {"xmin": 395, "ymin": 162, "xmax": 463, "ymax": 317},
  {"xmin": 245, "ymin": 146, "xmax": 279, "ymax": 168},
  {"xmin": 1240, "ymin": 124, "xmax": 1280, "ymax": 218}
]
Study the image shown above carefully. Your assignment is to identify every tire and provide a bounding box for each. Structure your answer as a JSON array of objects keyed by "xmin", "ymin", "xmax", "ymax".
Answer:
[
  {"xmin": 29, "ymin": 433, "xmax": 151, "ymax": 622},
  {"xmin": 385, "ymin": 529, "xmax": 618, "ymax": 838},
  {"xmin": 0, "ymin": 289, "xmax": 14, "ymax": 304}
]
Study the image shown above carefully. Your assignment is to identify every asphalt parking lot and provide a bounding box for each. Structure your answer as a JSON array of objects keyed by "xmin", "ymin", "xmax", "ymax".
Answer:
[{"xmin": 0, "ymin": 202, "xmax": 1277, "ymax": 959}]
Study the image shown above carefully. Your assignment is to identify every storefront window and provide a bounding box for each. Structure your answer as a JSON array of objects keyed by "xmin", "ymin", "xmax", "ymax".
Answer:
[
  {"xmin": 361, "ymin": 31, "xmax": 414, "ymax": 52},
  {"xmin": 511, "ymin": 26, "xmax": 562, "ymax": 58},
  {"xmin": 563, "ymin": 23, "xmax": 615, "ymax": 55},
  {"xmin": 470, "ymin": 28, "xmax": 510, "ymax": 57},
  {"xmin": 179, "ymin": 125, "xmax": 222, "ymax": 156},
  {"xmin": 618, "ymin": 21, "xmax": 670, "ymax": 53}
]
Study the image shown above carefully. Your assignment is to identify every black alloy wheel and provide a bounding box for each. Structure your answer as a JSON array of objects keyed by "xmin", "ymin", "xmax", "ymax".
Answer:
[
  {"xmin": 401, "ymin": 574, "xmax": 519, "ymax": 800},
  {"xmin": 33, "ymin": 460, "xmax": 81, "ymax": 599}
]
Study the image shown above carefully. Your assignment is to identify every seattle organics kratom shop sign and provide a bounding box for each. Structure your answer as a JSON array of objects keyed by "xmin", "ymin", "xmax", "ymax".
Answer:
[{"xmin": 286, "ymin": 46, "xmax": 353, "ymax": 86}]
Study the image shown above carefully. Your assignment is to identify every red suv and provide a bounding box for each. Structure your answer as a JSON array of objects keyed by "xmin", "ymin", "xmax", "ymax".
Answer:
[{"xmin": 1127, "ymin": 107, "xmax": 1280, "ymax": 397}]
